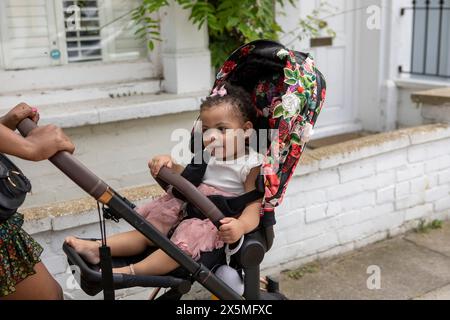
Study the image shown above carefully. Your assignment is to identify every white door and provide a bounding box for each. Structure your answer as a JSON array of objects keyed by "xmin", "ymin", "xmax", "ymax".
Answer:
[{"xmin": 278, "ymin": 0, "xmax": 360, "ymax": 138}]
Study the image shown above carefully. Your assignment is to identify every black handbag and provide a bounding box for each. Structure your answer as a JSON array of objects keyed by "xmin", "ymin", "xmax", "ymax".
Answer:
[{"xmin": 0, "ymin": 153, "xmax": 31, "ymax": 222}]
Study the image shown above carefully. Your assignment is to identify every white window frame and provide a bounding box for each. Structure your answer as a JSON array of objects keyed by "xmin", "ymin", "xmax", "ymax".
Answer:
[{"xmin": 53, "ymin": 0, "xmax": 69, "ymax": 65}]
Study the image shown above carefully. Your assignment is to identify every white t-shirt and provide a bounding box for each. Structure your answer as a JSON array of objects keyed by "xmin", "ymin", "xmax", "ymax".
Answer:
[{"xmin": 202, "ymin": 148, "xmax": 264, "ymax": 195}]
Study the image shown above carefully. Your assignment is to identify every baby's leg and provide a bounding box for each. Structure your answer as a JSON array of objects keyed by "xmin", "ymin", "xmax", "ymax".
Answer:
[
  {"xmin": 65, "ymin": 230, "xmax": 153, "ymax": 265},
  {"xmin": 113, "ymin": 249, "xmax": 179, "ymax": 276},
  {"xmin": 106, "ymin": 230, "xmax": 153, "ymax": 256}
]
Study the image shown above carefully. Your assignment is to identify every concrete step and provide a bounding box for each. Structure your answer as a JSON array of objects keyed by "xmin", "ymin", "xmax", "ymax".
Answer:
[
  {"xmin": 0, "ymin": 90, "xmax": 207, "ymax": 129},
  {"xmin": 0, "ymin": 78, "xmax": 162, "ymax": 108},
  {"xmin": 0, "ymin": 59, "xmax": 160, "ymax": 94}
]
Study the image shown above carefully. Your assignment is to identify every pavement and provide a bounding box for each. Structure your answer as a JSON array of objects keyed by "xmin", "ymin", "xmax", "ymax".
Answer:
[
  {"xmin": 119, "ymin": 221, "xmax": 450, "ymax": 300},
  {"xmin": 278, "ymin": 221, "xmax": 450, "ymax": 300}
]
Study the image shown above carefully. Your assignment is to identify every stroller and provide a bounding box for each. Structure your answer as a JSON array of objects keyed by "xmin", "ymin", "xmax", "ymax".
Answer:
[{"xmin": 18, "ymin": 40, "xmax": 326, "ymax": 300}]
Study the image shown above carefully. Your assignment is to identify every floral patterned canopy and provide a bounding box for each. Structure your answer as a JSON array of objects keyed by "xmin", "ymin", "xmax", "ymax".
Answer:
[{"xmin": 211, "ymin": 40, "xmax": 326, "ymax": 222}]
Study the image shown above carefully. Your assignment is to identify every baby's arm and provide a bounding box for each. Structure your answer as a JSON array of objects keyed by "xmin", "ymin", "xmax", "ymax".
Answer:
[{"xmin": 219, "ymin": 166, "xmax": 262, "ymax": 244}]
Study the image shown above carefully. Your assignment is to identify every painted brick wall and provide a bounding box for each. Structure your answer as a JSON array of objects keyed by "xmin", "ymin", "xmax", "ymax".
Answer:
[{"xmin": 262, "ymin": 125, "xmax": 450, "ymax": 271}]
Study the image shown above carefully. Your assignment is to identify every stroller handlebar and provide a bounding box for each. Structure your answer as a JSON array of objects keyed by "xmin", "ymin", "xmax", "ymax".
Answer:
[
  {"xmin": 17, "ymin": 118, "xmax": 225, "ymax": 226},
  {"xmin": 156, "ymin": 167, "xmax": 225, "ymax": 227},
  {"xmin": 17, "ymin": 118, "xmax": 109, "ymax": 201}
]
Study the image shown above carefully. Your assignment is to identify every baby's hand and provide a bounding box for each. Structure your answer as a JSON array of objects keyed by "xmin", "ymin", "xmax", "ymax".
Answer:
[
  {"xmin": 149, "ymin": 154, "xmax": 174, "ymax": 177},
  {"xmin": 219, "ymin": 218, "xmax": 245, "ymax": 244}
]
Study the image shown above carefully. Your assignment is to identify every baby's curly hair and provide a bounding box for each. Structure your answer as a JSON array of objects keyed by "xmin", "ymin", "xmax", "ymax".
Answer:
[{"xmin": 200, "ymin": 82, "xmax": 256, "ymax": 126}]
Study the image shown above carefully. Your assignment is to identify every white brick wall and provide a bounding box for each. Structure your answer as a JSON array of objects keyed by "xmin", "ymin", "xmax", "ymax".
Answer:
[{"xmin": 263, "ymin": 124, "xmax": 450, "ymax": 270}]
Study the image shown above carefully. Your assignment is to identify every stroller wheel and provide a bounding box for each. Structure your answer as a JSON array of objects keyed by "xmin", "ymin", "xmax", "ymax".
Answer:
[{"xmin": 259, "ymin": 276, "xmax": 289, "ymax": 300}]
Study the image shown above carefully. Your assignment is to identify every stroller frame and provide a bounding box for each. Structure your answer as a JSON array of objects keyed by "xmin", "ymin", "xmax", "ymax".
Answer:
[{"xmin": 19, "ymin": 120, "xmax": 278, "ymax": 300}]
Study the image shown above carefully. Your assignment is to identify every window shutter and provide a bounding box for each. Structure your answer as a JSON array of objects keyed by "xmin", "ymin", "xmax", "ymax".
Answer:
[{"xmin": 0, "ymin": 0, "xmax": 60, "ymax": 69}]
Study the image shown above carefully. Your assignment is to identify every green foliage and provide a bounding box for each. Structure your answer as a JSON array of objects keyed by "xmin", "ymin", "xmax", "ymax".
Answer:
[
  {"xmin": 285, "ymin": 262, "xmax": 320, "ymax": 280},
  {"xmin": 131, "ymin": 0, "xmax": 168, "ymax": 50},
  {"xmin": 131, "ymin": 0, "xmax": 335, "ymax": 69},
  {"xmin": 296, "ymin": 1, "xmax": 337, "ymax": 41},
  {"xmin": 414, "ymin": 219, "xmax": 443, "ymax": 234},
  {"xmin": 280, "ymin": 1, "xmax": 337, "ymax": 49},
  {"xmin": 132, "ymin": 0, "xmax": 289, "ymax": 69}
]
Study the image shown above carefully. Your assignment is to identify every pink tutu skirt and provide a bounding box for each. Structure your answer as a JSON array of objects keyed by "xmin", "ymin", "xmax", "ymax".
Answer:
[{"xmin": 136, "ymin": 184, "xmax": 235, "ymax": 260}]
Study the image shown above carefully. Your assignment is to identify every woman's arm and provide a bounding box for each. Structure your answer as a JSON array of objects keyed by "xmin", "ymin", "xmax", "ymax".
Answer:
[
  {"xmin": 0, "ymin": 123, "xmax": 34, "ymax": 158},
  {"xmin": 1, "ymin": 102, "xmax": 74, "ymax": 160},
  {"xmin": 219, "ymin": 166, "xmax": 262, "ymax": 244},
  {"xmin": 0, "ymin": 123, "xmax": 75, "ymax": 161},
  {"xmin": 0, "ymin": 103, "xmax": 39, "ymax": 157}
]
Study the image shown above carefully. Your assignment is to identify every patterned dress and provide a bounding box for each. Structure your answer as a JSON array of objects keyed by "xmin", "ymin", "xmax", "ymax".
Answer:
[{"xmin": 0, "ymin": 213, "xmax": 43, "ymax": 297}]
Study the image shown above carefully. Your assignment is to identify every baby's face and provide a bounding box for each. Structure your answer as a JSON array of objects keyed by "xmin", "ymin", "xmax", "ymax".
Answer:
[{"xmin": 200, "ymin": 103, "xmax": 251, "ymax": 160}]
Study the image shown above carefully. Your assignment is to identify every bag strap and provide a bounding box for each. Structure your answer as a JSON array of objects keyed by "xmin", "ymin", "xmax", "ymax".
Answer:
[
  {"xmin": 99, "ymin": 245, "xmax": 115, "ymax": 300},
  {"xmin": 225, "ymin": 236, "xmax": 245, "ymax": 265},
  {"xmin": 96, "ymin": 202, "xmax": 115, "ymax": 300}
]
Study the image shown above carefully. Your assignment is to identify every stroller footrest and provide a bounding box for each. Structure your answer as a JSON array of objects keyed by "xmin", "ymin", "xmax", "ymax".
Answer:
[
  {"xmin": 63, "ymin": 242, "xmax": 191, "ymax": 295},
  {"xmin": 117, "ymin": 274, "xmax": 191, "ymax": 293}
]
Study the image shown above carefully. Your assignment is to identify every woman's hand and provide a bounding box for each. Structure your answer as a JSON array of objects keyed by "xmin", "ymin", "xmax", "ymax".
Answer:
[
  {"xmin": 219, "ymin": 217, "xmax": 245, "ymax": 244},
  {"xmin": 149, "ymin": 155, "xmax": 174, "ymax": 177},
  {"xmin": 24, "ymin": 125, "xmax": 75, "ymax": 161},
  {"xmin": 0, "ymin": 102, "xmax": 39, "ymax": 130}
]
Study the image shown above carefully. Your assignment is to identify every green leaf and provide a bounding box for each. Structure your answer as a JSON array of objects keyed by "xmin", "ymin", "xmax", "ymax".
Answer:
[
  {"xmin": 226, "ymin": 17, "xmax": 240, "ymax": 29},
  {"xmin": 284, "ymin": 68, "xmax": 295, "ymax": 79},
  {"xmin": 273, "ymin": 104, "xmax": 284, "ymax": 118},
  {"xmin": 284, "ymin": 78, "xmax": 297, "ymax": 86},
  {"xmin": 291, "ymin": 133, "xmax": 301, "ymax": 145}
]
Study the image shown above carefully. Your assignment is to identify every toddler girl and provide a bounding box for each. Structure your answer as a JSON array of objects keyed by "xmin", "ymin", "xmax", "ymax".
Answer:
[{"xmin": 65, "ymin": 83, "xmax": 263, "ymax": 276}]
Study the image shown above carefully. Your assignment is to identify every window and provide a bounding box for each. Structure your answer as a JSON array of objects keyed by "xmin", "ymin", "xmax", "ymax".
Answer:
[
  {"xmin": 63, "ymin": 0, "xmax": 102, "ymax": 63},
  {"xmin": 400, "ymin": 0, "xmax": 450, "ymax": 78},
  {"xmin": 0, "ymin": 0, "xmax": 149, "ymax": 69}
]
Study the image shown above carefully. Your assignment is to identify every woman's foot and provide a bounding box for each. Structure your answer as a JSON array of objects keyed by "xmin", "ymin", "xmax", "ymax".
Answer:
[{"xmin": 65, "ymin": 236, "xmax": 101, "ymax": 265}]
